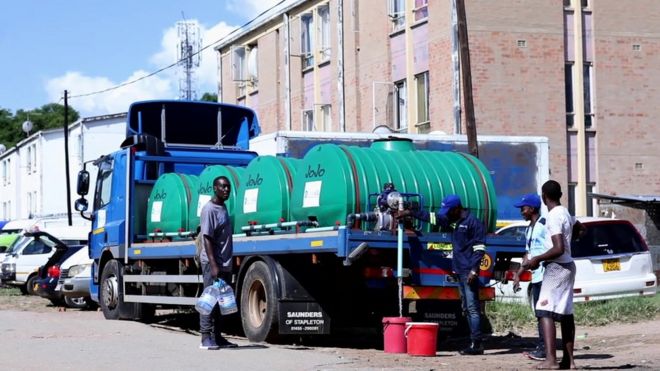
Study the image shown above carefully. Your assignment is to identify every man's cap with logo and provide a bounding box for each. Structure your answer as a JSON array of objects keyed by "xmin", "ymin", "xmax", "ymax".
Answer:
[
  {"xmin": 513, "ymin": 193, "xmax": 541, "ymax": 209},
  {"xmin": 438, "ymin": 194, "xmax": 462, "ymax": 217}
]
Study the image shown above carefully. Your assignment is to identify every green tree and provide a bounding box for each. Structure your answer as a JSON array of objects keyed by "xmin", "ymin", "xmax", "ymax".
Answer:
[
  {"xmin": 200, "ymin": 92, "xmax": 218, "ymax": 102},
  {"xmin": 0, "ymin": 103, "xmax": 80, "ymax": 150}
]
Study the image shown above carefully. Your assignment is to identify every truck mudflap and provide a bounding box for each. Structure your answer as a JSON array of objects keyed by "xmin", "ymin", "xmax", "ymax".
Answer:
[
  {"xmin": 278, "ymin": 301, "xmax": 331, "ymax": 335},
  {"xmin": 403, "ymin": 285, "xmax": 495, "ymax": 301}
]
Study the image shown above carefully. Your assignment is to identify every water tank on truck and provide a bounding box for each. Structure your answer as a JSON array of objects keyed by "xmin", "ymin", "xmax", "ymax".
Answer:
[
  {"xmin": 146, "ymin": 173, "xmax": 199, "ymax": 238},
  {"xmin": 191, "ymin": 165, "xmax": 246, "ymax": 233},
  {"xmin": 289, "ymin": 138, "xmax": 498, "ymax": 232},
  {"xmin": 234, "ymin": 156, "xmax": 301, "ymax": 234}
]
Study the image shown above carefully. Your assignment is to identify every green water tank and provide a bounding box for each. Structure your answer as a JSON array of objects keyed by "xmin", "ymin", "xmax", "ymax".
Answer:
[
  {"xmin": 190, "ymin": 165, "xmax": 245, "ymax": 233},
  {"xmin": 234, "ymin": 156, "xmax": 300, "ymax": 233},
  {"xmin": 146, "ymin": 173, "xmax": 199, "ymax": 235},
  {"xmin": 289, "ymin": 139, "xmax": 498, "ymax": 232}
]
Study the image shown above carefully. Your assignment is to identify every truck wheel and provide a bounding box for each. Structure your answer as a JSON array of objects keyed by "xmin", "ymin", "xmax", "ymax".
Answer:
[
  {"xmin": 26, "ymin": 274, "xmax": 38, "ymax": 296},
  {"xmin": 99, "ymin": 260, "xmax": 123, "ymax": 320},
  {"xmin": 241, "ymin": 261, "xmax": 279, "ymax": 343}
]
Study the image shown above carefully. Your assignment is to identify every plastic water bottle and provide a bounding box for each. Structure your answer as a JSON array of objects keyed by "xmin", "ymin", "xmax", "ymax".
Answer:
[
  {"xmin": 195, "ymin": 282, "xmax": 221, "ymax": 315},
  {"xmin": 217, "ymin": 279, "xmax": 238, "ymax": 315}
]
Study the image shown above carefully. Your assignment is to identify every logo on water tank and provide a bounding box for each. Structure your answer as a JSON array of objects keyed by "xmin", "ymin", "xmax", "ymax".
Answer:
[
  {"xmin": 154, "ymin": 190, "xmax": 167, "ymax": 200},
  {"xmin": 246, "ymin": 173, "xmax": 263, "ymax": 187},
  {"xmin": 304, "ymin": 164, "xmax": 326, "ymax": 178},
  {"xmin": 199, "ymin": 184, "xmax": 213, "ymax": 194}
]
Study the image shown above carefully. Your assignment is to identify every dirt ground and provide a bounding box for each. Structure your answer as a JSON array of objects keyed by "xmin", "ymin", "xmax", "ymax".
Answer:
[{"xmin": 2, "ymin": 290, "xmax": 658, "ymax": 370}]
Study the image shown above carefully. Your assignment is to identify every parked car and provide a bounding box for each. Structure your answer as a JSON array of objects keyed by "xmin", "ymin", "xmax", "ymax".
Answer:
[
  {"xmin": 34, "ymin": 244, "xmax": 85, "ymax": 306},
  {"xmin": 492, "ymin": 217, "xmax": 657, "ymax": 304},
  {"xmin": 0, "ymin": 226, "xmax": 88, "ymax": 294},
  {"xmin": 57, "ymin": 245, "xmax": 95, "ymax": 309}
]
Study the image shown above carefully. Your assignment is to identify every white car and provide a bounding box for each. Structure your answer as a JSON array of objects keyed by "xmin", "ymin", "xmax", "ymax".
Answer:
[
  {"xmin": 58, "ymin": 245, "xmax": 95, "ymax": 309},
  {"xmin": 0, "ymin": 226, "xmax": 88, "ymax": 295},
  {"xmin": 493, "ymin": 217, "xmax": 657, "ymax": 304}
]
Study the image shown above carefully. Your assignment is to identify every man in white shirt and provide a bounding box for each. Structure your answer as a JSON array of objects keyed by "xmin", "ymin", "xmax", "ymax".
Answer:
[{"xmin": 523, "ymin": 180, "xmax": 584, "ymax": 370}]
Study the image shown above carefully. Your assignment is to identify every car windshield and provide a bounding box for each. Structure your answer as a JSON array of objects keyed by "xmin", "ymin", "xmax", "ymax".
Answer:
[{"xmin": 571, "ymin": 222, "xmax": 646, "ymax": 258}]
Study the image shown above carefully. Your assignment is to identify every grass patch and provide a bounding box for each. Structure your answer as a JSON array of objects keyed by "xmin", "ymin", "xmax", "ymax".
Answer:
[
  {"xmin": 0, "ymin": 286, "xmax": 22, "ymax": 296},
  {"xmin": 486, "ymin": 294, "xmax": 659, "ymax": 333},
  {"xmin": 574, "ymin": 295, "xmax": 659, "ymax": 326},
  {"xmin": 486, "ymin": 301, "xmax": 535, "ymax": 333}
]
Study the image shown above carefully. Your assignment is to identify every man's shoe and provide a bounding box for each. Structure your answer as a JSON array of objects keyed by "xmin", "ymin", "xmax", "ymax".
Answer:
[
  {"xmin": 199, "ymin": 334, "xmax": 220, "ymax": 350},
  {"xmin": 527, "ymin": 348, "xmax": 546, "ymax": 361},
  {"xmin": 216, "ymin": 337, "xmax": 238, "ymax": 349},
  {"xmin": 459, "ymin": 342, "xmax": 484, "ymax": 355}
]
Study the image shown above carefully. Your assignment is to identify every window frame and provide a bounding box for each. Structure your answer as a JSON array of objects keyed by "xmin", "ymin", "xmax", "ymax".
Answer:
[
  {"xmin": 302, "ymin": 109, "xmax": 315, "ymax": 131},
  {"xmin": 394, "ymin": 80, "xmax": 408, "ymax": 132},
  {"xmin": 300, "ymin": 13, "xmax": 315, "ymax": 69},
  {"xmin": 388, "ymin": 0, "xmax": 406, "ymax": 32}
]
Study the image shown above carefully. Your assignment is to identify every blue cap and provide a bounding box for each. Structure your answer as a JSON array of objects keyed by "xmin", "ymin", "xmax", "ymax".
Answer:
[
  {"xmin": 513, "ymin": 193, "xmax": 541, "ymax": 209},
  {"xmin": 438, "ymin": 194, "xmax": 462, "ymax": 217}
]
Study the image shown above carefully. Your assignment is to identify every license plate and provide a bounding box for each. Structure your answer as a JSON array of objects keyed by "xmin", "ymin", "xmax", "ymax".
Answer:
[{"xmin": 603, "ymin": 258, "xmax": 620, "ymax": 272}]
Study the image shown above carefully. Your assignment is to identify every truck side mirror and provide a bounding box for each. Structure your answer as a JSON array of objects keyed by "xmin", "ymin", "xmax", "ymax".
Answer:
[
  {"xmin": 75, "ymin": 198, "xmax": 89, "ymax": 212},
  {"xmin": 77, "ymin": 170, "xmax": 90, "ymax": 196}
]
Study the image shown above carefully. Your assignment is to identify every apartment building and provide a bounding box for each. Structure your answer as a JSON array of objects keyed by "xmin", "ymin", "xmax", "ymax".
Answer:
[
  {"xmin": 214, "ymin": 0, "xmax": 660, "ymax": 237},
  {"xmin": 0, "ymin": 113, "xmax": 126, "ymax": 220}
]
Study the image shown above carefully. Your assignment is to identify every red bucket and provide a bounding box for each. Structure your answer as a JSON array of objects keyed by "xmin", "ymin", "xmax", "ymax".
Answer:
[
  {"xmin": 405, "ymin": 322, "xmax": 439, "ymax": 356},
  {"xmin": 382, "ymin": 316, "xmax": 412, "ymax": 353}
]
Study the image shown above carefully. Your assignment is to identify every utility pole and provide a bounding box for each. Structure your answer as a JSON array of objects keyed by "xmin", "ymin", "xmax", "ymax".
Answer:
[
  {"xmin": 63, "ymin": 90, "xmax": 73, "ymax": 226},
  {"xmin": 456, "ymin": 0, "xmax": 479, "ymax": 158}
]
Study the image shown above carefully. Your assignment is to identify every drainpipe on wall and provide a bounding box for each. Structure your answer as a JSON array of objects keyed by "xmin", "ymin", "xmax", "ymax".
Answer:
[
  {"xmin": 573, "ymin": 0, "xmax": 587, "ymax": 216},
  {"xmin": 404, "ymin": 0, "xmax": 416, "ymax": 133},
  {"xmin": 337, "ymin": 0, "xmax": 346, "ymax": 132},
  {"xmin": 217, "ymin": 50, "xmax": 223, "ymax": 102},
  {"xmin": 283, "ymin": 13, "xmax": 292, "ymax": 131},
  {"xmin": 451, "ymin": 0, "xmax": 462, "ymax": 134}
]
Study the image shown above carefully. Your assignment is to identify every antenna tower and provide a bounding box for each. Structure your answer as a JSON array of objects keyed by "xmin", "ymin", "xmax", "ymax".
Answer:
[{"xmin": 176, "ymin": 19, "xmax": 202, "ymax": 100}]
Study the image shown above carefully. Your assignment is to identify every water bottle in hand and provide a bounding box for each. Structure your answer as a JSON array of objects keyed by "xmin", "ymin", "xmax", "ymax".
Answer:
[
  {"xmin": 195, "ymin": 283, "xmax": 221, "ymax": 315},
  {"xmin": 216, "ymin": 279, "xmax": 238, "ymax": 315}
]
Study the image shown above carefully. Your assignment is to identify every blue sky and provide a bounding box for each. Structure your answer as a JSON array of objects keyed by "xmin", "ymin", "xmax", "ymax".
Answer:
[{"xmin": 0, "ymin": 0, "xmax": 280, "ymax": 117}]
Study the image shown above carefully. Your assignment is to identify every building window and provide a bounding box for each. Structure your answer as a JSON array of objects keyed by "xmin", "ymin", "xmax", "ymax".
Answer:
[
  {"xmin": 301, "ymin": 13, "xmax": 315, "ymax": 69},
  {"xmin": 415, "ymin": 72, "xmax": 429, "ymax": 125},
  {"xmin": 247, "ymin": 45, "xmax": 258, "ymax": 89},
  {"xmin": 302, "ymin": 110, "xmax": 314, "ymax": 131},
  {"xmin": 388, "ymin": 0, "xmax": 405, "ymax": 32},
  {"xmin": 566, "ymin": 62, "xmax": 593, "ymax": 129},
  {"xmin": 583, "ymin": 63, "xmax": 593, "ymax": 128},
  {"xmin": 26, "ymin": 146, "xmax": 32, "ymax": 174},
  {"xmin": 394, "ymin": 80, "xmax": 407, "ymax": 132},
  {"xmin": 232, "ymin": 46, "xmax": 247, "ymax": 97},
  {"xmin": 317, "ymin": 5, "xmax": 331, "ymax": 62},
  {"xmin": 565, "ymin": 63, "xmax": 574, "ymax": 127},
  {"xmin": 31, "ymin": 145, "xmax": 37, "ymax": 173},
  {"xmin": 2, "ymin": 159, "xmax": 10, "ymax": 186},
  {"xmin": 320, "ymin": 104, "xmax": 332, "ymax": 131},
  {"xmin": 568, "ymin": 182, "xmax": 594, "ymax": 217},
  {"xmin": 414, "ymin": 0, "xmax": 428, "ymax": 22}
]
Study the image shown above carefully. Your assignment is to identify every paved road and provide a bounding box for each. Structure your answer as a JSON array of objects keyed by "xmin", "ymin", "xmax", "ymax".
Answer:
[{"xmin": 0, "ymin": 310, "xmax": 348, "ymax": 371}]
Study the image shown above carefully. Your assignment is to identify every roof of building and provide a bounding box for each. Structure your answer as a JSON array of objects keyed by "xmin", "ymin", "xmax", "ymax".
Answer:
[{"xmin": 214, "ymin": 0, "xmax": 305, "ymax": 51}]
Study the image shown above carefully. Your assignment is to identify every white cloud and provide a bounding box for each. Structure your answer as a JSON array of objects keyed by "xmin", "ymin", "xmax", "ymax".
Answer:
[
  {"xmin": 44, "ymin": 0, "xmax": 279, "ymax": 118},
  {"xmin": 46, "ymin": 71, "xmax": 173, "ymax": 117}
]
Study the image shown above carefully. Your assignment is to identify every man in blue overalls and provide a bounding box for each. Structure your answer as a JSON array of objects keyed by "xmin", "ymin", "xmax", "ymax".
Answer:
[{"xmin": 399, "ymin": 194, "xmax": 487, "ymax": 355}]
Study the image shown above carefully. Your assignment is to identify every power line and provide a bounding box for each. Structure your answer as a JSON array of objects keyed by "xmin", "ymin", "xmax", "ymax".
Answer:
[{"xmin": 68, "ymin": 1, "xmax": 285, "ymax": 100}]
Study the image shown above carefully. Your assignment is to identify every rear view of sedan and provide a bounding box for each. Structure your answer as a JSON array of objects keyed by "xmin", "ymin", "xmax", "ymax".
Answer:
[{"xmin": 572, "ymin": 218, "xmax": 657, "ymax": 302}]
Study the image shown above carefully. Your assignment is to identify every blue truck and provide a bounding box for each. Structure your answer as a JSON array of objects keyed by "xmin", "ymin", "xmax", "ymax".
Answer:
[{"xmin": 74, "ymin": 100, "xmax": 527, "ymax": 342}]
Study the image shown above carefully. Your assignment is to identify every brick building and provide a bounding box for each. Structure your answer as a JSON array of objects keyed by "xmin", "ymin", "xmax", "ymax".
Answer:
[{"xmin": 213, "ymin": 0, "xmax": 660, "ymax": 238}]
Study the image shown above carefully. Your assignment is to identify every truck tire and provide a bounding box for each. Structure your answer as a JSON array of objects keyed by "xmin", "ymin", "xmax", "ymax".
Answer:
[
  {"xmin": 241, "ymin": 261, "xmax": 279, "ymax": 343},
  {"xmin": 99, "ymin": 259, "xmax": 155, "ymax": 321},
  {"xmin": 100, "ymin": 260, "xmax": 123, "ymax": 320}
]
